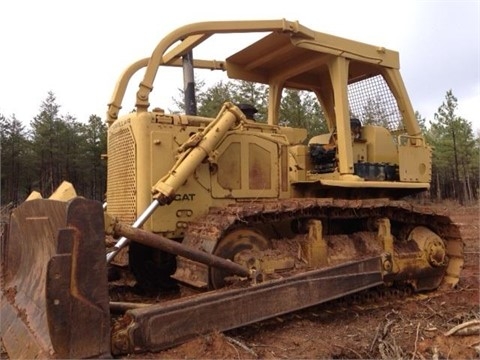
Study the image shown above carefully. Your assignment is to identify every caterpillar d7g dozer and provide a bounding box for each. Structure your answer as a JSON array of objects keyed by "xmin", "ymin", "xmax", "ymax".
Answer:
[{"xmin": 1, "ymin": 19, "xmax": 464, "ymax": 359}]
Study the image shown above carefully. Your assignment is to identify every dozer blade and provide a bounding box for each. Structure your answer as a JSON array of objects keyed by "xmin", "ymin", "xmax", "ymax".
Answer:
[
  {"xmin": 111, "ymin": 256, "xmax": 384, "ymax": 355},
  {"xmin": 1, "ymin": 197, "xmax": 110, "ymax": 359}
]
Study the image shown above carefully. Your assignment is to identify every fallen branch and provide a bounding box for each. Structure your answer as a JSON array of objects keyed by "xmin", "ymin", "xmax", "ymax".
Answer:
[
  {"xmin": 411, "ymin": 322, "xmax": 421, "ymax": 360},
  {"xmin": 444, "ymin": 320, "xmax": 480, "ymax": 337},
  {"xmin": 226, "ymin": 341, "xmax": 240, "ymax": 359},
  {"xmin": 226, "ymin": 336, "xmax": 257, "ymax": 357},
  {"xmin": 383, "ymin": 319, "xmax": 395, "ymax": 338},
  {"xmin": 370, "ymin": 323, "xmax": 382, "ymax": 352}
]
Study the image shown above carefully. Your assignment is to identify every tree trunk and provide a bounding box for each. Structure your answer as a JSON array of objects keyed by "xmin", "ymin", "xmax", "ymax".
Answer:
[{"xmin": 436, "ymin": 172, "xmax": 441, "ymax": 201}]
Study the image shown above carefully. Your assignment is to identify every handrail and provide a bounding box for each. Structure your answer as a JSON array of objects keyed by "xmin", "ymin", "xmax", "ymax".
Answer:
[
  {"xmin": 106, "ymin": 58, "xmax": 149, "ymax": 124},
  {"xmin": 134, "ymin": 19, "xmax": 306, "ymax": 112},
  {"xmin": 105, "ymin": 58, "xmax": 226, "ymax": 125}
]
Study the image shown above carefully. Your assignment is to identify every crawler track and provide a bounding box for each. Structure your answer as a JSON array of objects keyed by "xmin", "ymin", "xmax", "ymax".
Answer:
[
  {"xmin": 109, "ymin": 199, "xmax": 464, "ymax": 355},
  {"xmin": 181, "ymin": 198, "xmax": 464, "ymax": 288}
]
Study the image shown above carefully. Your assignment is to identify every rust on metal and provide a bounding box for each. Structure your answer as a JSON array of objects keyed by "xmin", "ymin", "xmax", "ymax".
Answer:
[
  {"xmin": 178, "ymin": 198, "xmax": 463, "ymax": 290},
  {"xmin": 112, "ymin": 222, "xmax": 251, "ymax": 278},
  {"xmin": 111, "ymin": 256, "xmax": 384, "ymax": 355},
  {"xmin": 1, "ymin": 198, "xmax": 110, "ymax": 359}
]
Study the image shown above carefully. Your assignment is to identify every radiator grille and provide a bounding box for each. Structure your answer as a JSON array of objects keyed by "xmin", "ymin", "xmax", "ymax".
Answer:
[{"xmin": 107, "ymin": 125, "xmax": 136, "ymax": 224}]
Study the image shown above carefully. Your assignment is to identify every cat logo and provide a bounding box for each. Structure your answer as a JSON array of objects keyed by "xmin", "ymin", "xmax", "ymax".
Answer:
[{"xmin": 174, "ymin": 193, "xmax": 196, "ymax": 201}]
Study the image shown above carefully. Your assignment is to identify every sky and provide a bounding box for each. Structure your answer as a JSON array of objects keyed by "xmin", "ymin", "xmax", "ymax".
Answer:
[{"xmin": 1, "ymin": 0, "xmax": 479, "ymax": 131}]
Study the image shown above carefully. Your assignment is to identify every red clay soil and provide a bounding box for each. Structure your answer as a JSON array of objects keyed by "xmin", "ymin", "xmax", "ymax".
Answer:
[
  {"xmin": 1, "ymin": 203, "xmax": 478, "ymax": 360},
  {"xmin": 123, "ymin": 203, "xmax": 479, "ymax": 360}
]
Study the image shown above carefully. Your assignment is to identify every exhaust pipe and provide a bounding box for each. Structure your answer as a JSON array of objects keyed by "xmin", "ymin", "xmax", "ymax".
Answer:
[{"xmin": 183, "ymin": 50, "xmax": 197, "ymax": 115}]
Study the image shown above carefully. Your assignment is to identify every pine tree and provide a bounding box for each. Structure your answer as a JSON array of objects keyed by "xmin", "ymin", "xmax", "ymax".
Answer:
[
  {"xmin": 30, "ymin": 92, "xmax": 86, "ymax": 196},
  {"xmin": 230, "ymin": 80, "xmax": 269, "ymax": 122},
  {"xmin": 0, "ymin": 114, "xmax": 31, "ymax": 204},
  {"xmin": 171, "ymin": 78, "xmax": 206, "ymax": 114},
  {"xmin": 81, "ymin": 115, "xmax": 107, "ymax": 200},
  {"xmin": 429, "ymin": 90, "xmax": 478, "ymax": 203},
  {"xmin": 279, "ymin": 89, "xmax": 327, "ymax": 141},
  {"xmin": 362, "ymin": 95, "xmax": 391, "ymax": 128},
  {"xmin": 30, "ymin": 91, "xmax": 62, "ymax": 195},
  {"xmin": 196, "ymin": 80, "xmax": 234, "ymax": 117},
  {"xmin": 173, "ymin": 79, "xmax": 269, "ymax": 121}
]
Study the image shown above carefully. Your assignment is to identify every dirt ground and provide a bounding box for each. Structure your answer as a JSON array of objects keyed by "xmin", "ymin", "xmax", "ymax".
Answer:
[
  {"xmin": 1, "ymin": 203, "xmax": 478, "ymax": 360},
  {"xmin": 122, "ymin": 203, "xmax": 479, "ymax": 360}
]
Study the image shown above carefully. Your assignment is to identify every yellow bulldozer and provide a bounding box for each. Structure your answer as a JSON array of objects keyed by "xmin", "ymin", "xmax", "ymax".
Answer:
[{"xmin": 1, "ymin": 19, "xmax": 463, "ymax": 359}]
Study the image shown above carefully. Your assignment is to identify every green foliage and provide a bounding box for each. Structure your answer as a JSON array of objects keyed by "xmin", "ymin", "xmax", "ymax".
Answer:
[
  {"xmin": 197, "ymin": 80, "xmax": 235, "ymax": 117},
  {"xmin": 427, "ymin": 90, "xmax": 478, "ymax": 203},
  {"xmin": 415, "ymin": 111, "xmax": 427, "ymax": 133},
  {"xmin": 1, "ymin": 91, "xmax": 107, "ymax": 203},
  {"xmin": 29, "ymin": 92, "xmax": 81, "ymax": 195},
  {"xmin": 362, "ymin": 96, "xmax": 391, "ymax": 128},
  {"xmin": 173, "ymin": 80, "xmax": 326, "ymax": 139},
  {"xmin": 229, "ymin": 81, "xmax": 269, "ymax": 122},
  {"xmin": 171, "ymin": 78, "xmax": 206, "ymax": 114},
  {"xmin": 0, "ymin": 114, "xmax": 32, "ymax": 204},
  {"xmin": 279, "ymin": 89, "xmax": 327, "ymax": 140},
  {"xmin": 80, "ymin": 115, "xmax": 107, "ymax": 200},
  {"xmin": 1, "ymin": 86, "xmax": 477, "ymax": 205},
  {"xmin": 172, "ymin": 79, "xmax": 270, "ymax": 122}
]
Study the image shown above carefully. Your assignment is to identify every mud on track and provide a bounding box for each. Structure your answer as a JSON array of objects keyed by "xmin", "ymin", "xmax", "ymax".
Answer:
[
  {"xmin": 123, "ymin": 203, "xmax": 479, "ymax": 360},
  {"xmin": 1, "ymin": 203, "xmax": 478, "ymax": 359}
]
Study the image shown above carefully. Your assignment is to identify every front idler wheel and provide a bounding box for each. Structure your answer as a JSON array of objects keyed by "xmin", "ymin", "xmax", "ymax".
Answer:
[{"xmin": 209, "ymin": 228, "xmax": 270, "ymax": 289}]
